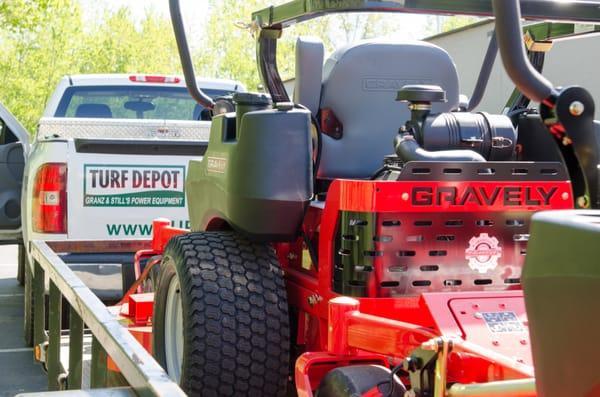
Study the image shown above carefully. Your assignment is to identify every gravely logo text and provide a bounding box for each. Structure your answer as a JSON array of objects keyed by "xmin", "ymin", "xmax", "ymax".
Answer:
[{"xmin": 412, "ymin": 186, "xmax": 559, "ymax": 207}]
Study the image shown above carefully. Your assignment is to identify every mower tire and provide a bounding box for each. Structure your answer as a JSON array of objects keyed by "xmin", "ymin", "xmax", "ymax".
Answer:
[
  {"xmin": 153, "ymin": 231, "xmax": 290, "ymax": 396},
  {"xmin": 316, "ymin": 365, "xmax": 406, "ymax": 397}
]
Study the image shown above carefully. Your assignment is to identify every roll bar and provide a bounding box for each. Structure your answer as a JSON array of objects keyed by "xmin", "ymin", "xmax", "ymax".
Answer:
[
  {"xmin": 252, "ymin": 0, "xmax": 600, "ymax": 29},
  {"xmin": 467, "ymin": 32, "xmax": 497, "ymax": 112},
  {"xmin": 169, "ymin": 0, "xmax": 215, "ymax": 109},
  {"xmin": 492, "ymin": 0, "xmax": 556, "ymax": 103},
  {"xmin": 170, "ymin": 0, "xmax": 598, "ymax": 109}
]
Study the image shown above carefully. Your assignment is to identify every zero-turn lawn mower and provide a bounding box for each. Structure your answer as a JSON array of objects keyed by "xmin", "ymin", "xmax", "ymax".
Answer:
[{"xmin": 111, "ymin": 0, "xmax": 600, "ymax": 396}]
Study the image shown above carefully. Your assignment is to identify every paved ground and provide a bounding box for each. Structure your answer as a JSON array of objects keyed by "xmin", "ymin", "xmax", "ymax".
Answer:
[{"xmin": 0, "ymin": 245, "xmax": 46, "ymax": 396}]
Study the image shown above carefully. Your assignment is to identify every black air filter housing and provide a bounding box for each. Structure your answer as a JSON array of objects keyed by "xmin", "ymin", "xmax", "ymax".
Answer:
[{"xmin": 422, "ymin": 112, "xmax": 517, "ymax": 161}]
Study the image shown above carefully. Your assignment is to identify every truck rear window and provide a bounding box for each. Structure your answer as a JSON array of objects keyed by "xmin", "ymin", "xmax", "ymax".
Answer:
[{"xmin": 54, "ymin": 86, "xmax": 232, "ymax": 120}]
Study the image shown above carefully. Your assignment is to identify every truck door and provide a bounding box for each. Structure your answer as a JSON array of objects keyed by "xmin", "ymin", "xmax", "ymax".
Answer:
[{"xmin": 0, "ymin": 102, "xmax": 29, "ymax": 242}]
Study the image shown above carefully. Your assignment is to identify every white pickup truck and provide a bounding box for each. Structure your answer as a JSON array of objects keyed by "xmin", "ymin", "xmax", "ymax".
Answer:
[{"xmin": 0, "ymin": 74, "xmax": 243, "ymax": 305}]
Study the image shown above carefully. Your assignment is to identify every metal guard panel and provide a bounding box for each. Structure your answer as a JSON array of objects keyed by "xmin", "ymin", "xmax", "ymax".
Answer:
[
  {"xmin": 337, "ymin": 161, "xmax": 572, "ymax": 213},
  {"xmin": 331, "ymin": 162, "xmax": 573, "ymax": 298}
]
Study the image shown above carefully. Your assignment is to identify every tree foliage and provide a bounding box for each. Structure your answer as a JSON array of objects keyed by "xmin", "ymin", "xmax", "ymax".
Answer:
[
  {"xmin": 0, "ymin": 1, "xmax": 475, "ymax": 133},
  {"xmin": 0, "ymin": 1, "xmax": 181, "ymax": 132}
]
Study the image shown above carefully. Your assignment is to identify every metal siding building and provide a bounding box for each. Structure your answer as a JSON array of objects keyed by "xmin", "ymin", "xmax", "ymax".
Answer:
[{"xmin": 428, "ymin": 21, "xmax": 600, "ymax": 112}]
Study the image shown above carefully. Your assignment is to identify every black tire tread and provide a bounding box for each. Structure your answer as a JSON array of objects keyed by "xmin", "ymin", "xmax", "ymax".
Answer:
[{"xmin": 154, "ymin": 231, "xmax": 290, "ymax": 397}]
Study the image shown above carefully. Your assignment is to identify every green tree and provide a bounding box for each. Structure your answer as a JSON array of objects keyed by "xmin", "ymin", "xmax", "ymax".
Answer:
[
  {"xmin": 199, "ymin": 1, "xmax": 401, "ymax": 90},
  {"xmin": 0, "ymin": 2, "xmax": 185, "ymax": 132},
  {"xmin": 0, "ymin": 1, "xmax": 453, "ymax": 133},
  {"xmin": 0, "ymin": 0, "xmax": 53, "ymax": 32},
  {"xmin": 0, "ymin": 0, "xmax": 83, "ymax": 131}
]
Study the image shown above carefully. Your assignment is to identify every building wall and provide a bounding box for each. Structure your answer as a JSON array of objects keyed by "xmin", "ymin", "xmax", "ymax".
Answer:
[{"xmin": 429, "ymin": 21, "xmax": 600, "ymax": 113}]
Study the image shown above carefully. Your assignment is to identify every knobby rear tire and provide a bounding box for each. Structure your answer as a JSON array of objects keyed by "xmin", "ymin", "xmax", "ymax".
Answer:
[{"xmin": 153, "ymin": 231, "xmax": 290, "ymax": 396}]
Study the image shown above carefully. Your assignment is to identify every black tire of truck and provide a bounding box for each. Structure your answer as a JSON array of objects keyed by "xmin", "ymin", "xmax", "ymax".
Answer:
[
  {"xmin": 152, "ymin": 232, "xmax": 290, "ymax": 397},
  {"xmin": 17, "ymin": 244, "xmax": 26, "ymax": 286}
]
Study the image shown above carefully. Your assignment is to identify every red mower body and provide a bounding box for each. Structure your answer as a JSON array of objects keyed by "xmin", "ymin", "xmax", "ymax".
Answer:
[{"xmin": 116, "ymin": 161, "xmax": 572, "ymax": 396}]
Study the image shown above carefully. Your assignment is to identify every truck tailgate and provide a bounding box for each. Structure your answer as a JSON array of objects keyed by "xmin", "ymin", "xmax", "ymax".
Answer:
[
  {"xmin": 69, "ymin": 141, "xmax": 203, "ymax": 239},
  {"xmin": 37, "ymin": 118, "xmax": 209, "ymax": 240}
]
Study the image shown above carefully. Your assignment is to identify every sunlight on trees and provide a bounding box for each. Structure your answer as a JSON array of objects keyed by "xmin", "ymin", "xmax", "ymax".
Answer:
[{"xmin": 0, "ymin": 1, "xmax": 476, "ymax": 132}]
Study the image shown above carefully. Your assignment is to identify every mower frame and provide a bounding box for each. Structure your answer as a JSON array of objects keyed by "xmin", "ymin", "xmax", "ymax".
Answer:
[{"xmin": 251, "ymin": 0, "xmax": 600, "ymax": 28}]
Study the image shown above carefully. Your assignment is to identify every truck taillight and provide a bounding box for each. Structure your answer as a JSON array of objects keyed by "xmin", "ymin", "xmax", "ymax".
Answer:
[
  {"xmin": 129, "ymin": 75, "xmax": 181, "ymax": 84},
  {"xmin": 32, "ymin": 163, "xmax": 67, "ymax": 234}
]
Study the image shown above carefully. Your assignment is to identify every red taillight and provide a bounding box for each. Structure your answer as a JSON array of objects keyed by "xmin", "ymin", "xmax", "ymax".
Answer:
[
  {"xmin": 32, "ymin": 163, "xmax": 67, "ymax": 234},
  {"xmin": 128, "ymin": 75, "xmax": 181, "ymax": 84}
]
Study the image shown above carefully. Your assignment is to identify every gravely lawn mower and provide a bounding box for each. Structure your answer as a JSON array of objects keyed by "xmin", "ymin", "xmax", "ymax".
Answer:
[{"xmin": 111, "ymin": 0, "xmax": 600, "ymax": 396}]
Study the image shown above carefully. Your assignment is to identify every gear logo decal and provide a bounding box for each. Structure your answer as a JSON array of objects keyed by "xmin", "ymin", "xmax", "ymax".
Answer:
[{"xmin": 465, "ymin": 233, "xmax": 502, "ymax": 274}]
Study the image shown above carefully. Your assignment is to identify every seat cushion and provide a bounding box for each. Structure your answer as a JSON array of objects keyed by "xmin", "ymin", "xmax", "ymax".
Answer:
[{"xmin": 318, "ymin": 40, "xmax": 459, "ymax": 179}]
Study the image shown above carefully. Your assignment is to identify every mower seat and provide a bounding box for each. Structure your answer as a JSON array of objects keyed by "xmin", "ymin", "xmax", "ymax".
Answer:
[{"xmin": 294, "ymin": 38, "xmax": 459, "ymax": 179}]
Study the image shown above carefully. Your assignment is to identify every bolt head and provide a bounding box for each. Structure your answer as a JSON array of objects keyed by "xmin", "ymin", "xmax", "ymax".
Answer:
[{"xmin": 569, "ymin": 101, "xmax": 585, "ymax": 116}]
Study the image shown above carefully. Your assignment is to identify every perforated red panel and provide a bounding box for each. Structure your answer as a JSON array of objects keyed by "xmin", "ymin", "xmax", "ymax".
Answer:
[{"xmin": 332, "ymin": 162, "xmax": 573, "ymax": 298}]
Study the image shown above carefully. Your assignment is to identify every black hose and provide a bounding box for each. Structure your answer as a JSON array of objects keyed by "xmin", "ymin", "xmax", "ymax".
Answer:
[
  {"xmin": 492, "ymin": 0, "xmax": 555, "ymax": 103},
  {"xmin": 467, "ymin": 32, "xmax": 497, "ymax": 111},
  {"xmin": 395, "ymin": 135, "xmax": 485, "ymax": 162},
  {"xmin": 169, "ymin": 0, "xmax": 215, "ymax": 109}
]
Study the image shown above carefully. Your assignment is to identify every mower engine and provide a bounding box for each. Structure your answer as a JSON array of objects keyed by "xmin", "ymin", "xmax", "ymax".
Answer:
[
  {"xmin": 297, "ymin": 85, "xmax": 574, "ymax": 396},
  {"xmin": 384, "ymin": 84, "xmax": 518, "ymax": 173},
  {"xmin": 334, "ymin": 84, "xmax": 570, "ymax": 298}
]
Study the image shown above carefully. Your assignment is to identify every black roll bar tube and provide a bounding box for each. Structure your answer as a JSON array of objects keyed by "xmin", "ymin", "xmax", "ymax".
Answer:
[
  {"xmin": 467, "ymin": 31, "xmax": 497, "ymax": 112},
  {"xmin": 492, "ymin": 0, "xmax": 556, "ymax": 104},
  {"xmin": 169, "ymin": 0, "xmax": 215, "ymax": 109}
]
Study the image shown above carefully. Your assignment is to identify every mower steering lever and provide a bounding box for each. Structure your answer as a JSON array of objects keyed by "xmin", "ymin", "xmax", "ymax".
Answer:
[{"xmin": 169, "ymin": 0, "xmax": 215, "ymax": 109}]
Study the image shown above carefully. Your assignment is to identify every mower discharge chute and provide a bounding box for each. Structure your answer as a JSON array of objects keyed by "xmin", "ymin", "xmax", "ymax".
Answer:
[{"xmin": 113, "ymin": 0, "xmax": 600, "ymax": 396}]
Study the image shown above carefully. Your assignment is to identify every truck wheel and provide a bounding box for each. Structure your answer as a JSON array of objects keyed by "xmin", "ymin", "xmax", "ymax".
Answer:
[
  {"xmin": 153, "ymin": 232, "xmax": 290, "ymax": 396},
  {"xmin": 17, "ymin": 244, "xmax": 26, "ymax": 286},
  {"xmin": 23, "ymin": 260, "xmax": 34, "ymax": 346}
]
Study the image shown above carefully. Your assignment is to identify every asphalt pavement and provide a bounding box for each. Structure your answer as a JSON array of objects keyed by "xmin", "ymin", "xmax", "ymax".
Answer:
[{"xmin": 0, "ymin": 245, "xmax": 46, "ymax": 396}]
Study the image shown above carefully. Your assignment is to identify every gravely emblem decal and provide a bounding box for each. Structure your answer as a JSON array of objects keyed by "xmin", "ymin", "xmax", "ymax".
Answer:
[
  {"xmin": 465, "ymin": 233, "xmax": 502, "ymax": 274},
  {"xmin": 207, "ymin": 157, "xmax": 227, "ymax": 174}
]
